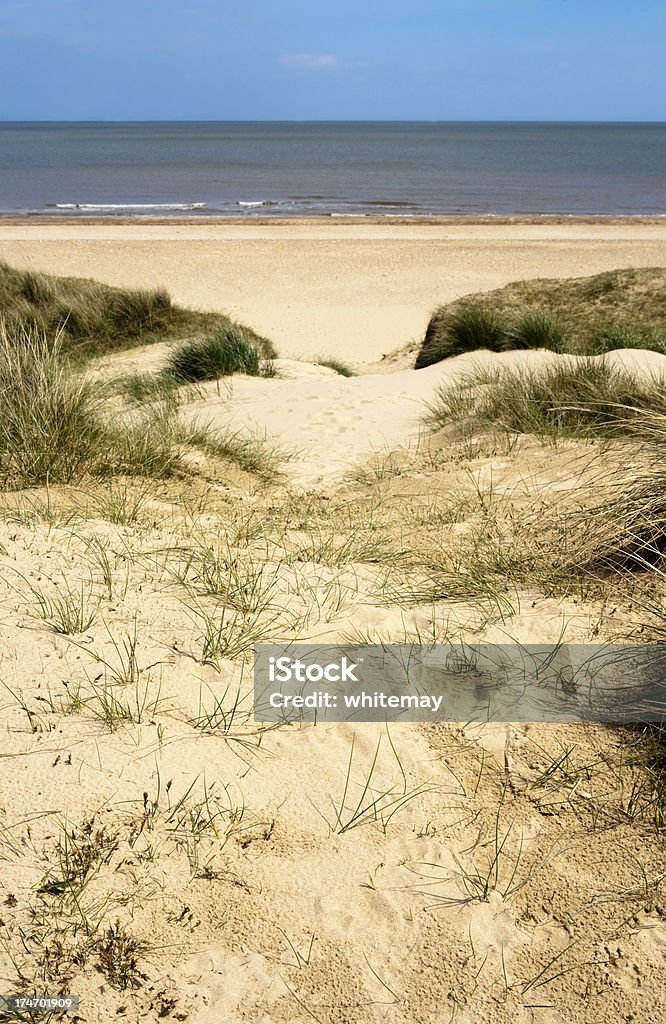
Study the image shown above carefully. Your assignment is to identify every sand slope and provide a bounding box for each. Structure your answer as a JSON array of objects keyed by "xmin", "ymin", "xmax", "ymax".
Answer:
[
  {"xmin": 1, "ymin": 392, "xmax": 664, "ymax": 1023},
  {"xmin": 95, "ymin": 345, "xmax": 666, "ymax": 488}
]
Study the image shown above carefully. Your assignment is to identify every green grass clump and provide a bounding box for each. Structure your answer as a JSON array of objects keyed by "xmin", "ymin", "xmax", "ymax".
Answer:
[
  {"xmin": 592, "ymin": 325, "xmax": 666, "ymax": 356},
  {"xmin": 506, "ymin": 310, "xmax": 568, "ymax": 352},
  {"xmin": 419, "ymin": 302, "xmax": 508, "ymax": 364},
  {"xmin": 0, "ymin": 323, "xmax": 281, "ymax": 488},
  {"xmin": 0, "ymin": 324, "xmax": 107, "ymax": 485},
  {"xmin": 316, "ymin": 357, "xmax": 356, "ymax": 377},
  {"xmin": 426, "ymin": 357, "xmax": 666, "ymax": 440},
  {"xmin": 166, "ymin": 325, "xmax": 267, "ymax": 382},
  {"xmin": 416, "ymin": 267, "xmax": 666, "ymax": 368}
]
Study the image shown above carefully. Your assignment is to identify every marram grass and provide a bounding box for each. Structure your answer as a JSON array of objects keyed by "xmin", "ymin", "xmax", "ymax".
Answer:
[{"xmin": 0, "ymin": 323, "xmax": 282, "ymax": 488}]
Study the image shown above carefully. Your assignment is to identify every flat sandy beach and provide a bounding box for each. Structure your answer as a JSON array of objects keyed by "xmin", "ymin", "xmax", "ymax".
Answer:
[{"xmin": 1, "ymin": 220, "xmax": 665, "ymax": 360}]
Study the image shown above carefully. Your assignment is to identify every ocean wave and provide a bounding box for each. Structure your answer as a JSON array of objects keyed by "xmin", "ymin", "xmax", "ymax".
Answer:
[
  {"xmin": 237, "ymin": 200, "xmax": 280, "ymax": 208},
  {"xmin": 54, "ymin": 202, "xmax": 207, "ymax": 211}
]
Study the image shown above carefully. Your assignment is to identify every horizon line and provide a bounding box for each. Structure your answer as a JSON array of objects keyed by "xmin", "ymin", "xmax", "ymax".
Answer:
[{"xmin": 2, "ymin": 118, "xmax": 666, "ymax": 125}]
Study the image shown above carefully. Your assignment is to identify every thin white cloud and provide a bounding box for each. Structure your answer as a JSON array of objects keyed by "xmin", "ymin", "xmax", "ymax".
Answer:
[{"xmin": 280, "ymin": 53, "xmax": 342, "ymax": 71}]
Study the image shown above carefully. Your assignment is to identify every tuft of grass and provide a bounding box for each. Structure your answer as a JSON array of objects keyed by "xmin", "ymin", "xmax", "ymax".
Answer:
[
  {"xmin": 84, "ymin": 679, "xmax": 167, "ymax": 731},
  {"xmin": 23, "ymin": 575, "xmax": 100, "ymax": 635},
  {"xmin": 593, "ymin": 324, "xmax": 666, "ymax": 356},
  {"xmin": 258, "ymin": 358, "xmax": 281, "ymax": 378},
  {"xmin": 316, "ymin": 356, "xmax": 356, "ymax": 377},
  {"xmin": 45, "ymin": 674, "xmax": 168, "ymax": 731},
  {"xmin": 189, "ymin": 603, "xmax": 279, "ymax": 667},
  {"xmin": 618, "ymin": 725, "xmax": 666, "ymax": 829},
  {"xmin": 0, "ymin": 323, "xmax": 107, "ymax": 485},
  {"xmin": 409, "ymin": 813, "xmax": 558, "ymax": 909},
  {"xmin": 77, "ymin": 620, "xmax": 142, "ymax": 688},
  {"xmin": 289, "ymin": 528, "xmax": 405, "ymax": 568},
  {"xmin": 166, "ymin": 324, "xmax": 271, "ymax": 382},
  {"xmin": 418, "ymin": 302, "xmax": 508, "ymax": 364},
  {"xmin": 426, "ymin": 357, "xmax": 666, "ymax": 440},
  {"xmin": 77, "ymin": 533, "xmax": 116, "ymax": 600},
  {"xmin": 190, "ymin": 682, "xmax": 252, "ymax": 734},
  {"xmin": 86, "ymin": 479, "xmax": 153, "ymax": 526},
  {"xmin": 505, "ymin": 309, "xmax": 568, "ymax": 352},
  {"xmin": 93, "ymin": 920, "xmax": 149, "ymax": 990},
  {"xmin": 328, "ymin": 733, "xmax": 431, "ymax": 835},
  {"xmin": 174, "ymin": 541, "xmax": 280, "ymax": 615},
  {"xmin": 45, "ymin": 818, "xmax": 119, "ymax": 896}
]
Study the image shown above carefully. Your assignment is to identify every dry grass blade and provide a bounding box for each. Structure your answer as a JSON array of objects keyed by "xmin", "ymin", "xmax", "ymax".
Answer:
[{"xmin": 329, "ymin": 732, "xmax": 431, "ymax": 834}]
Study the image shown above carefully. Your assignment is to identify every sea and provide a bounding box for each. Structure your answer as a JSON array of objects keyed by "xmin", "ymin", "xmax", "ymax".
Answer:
[{"xmin": 1, "ymin": 121, "xmax": 665, "ymax": 218}]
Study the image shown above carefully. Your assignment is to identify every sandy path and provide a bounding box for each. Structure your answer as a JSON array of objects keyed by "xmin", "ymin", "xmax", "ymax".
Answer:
[
  {"xmin": 190, "ymin": 361, "xmax": 444, "ymax": 487},
  {"xmin": 183, "ymin": 348, "xmax": 666, "ymax": 487},
  {"xmin": 96, "ymin": 342, "xmax": 666, "ymax": 488},
  {"xmin": 1, "ymin": 222, "xmax": 665, "ymax": 361}
]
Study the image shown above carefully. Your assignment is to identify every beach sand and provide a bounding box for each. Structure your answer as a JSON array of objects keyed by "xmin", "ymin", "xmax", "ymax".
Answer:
[
  {"xmin": 1, "ymin": 223, "xmax": 665, "ymax": 1024},
  {"xmin": 1, "ymin": 220, "xmax": 665, "ymax": 360}
]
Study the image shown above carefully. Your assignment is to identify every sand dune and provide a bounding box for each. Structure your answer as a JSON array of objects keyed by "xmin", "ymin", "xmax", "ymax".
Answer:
[
  {"xmin": 1, "ymin": 228, "xmax": 666, "ymax": 1023},
  {"xmin": 187, "ymin": 348, "xmax": 666, "ymax": 486},
  {"xmin": 96, "ymin": 344, "xmax": 666, "ymax": 488}
]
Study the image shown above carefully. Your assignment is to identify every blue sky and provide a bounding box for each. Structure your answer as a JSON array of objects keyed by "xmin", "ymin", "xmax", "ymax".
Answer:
[{"xmin": 0, "ymin": 0, "xmax": 664, "ymax": 120}]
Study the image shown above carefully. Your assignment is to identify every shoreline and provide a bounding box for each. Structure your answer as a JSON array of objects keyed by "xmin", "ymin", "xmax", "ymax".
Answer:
[{"xmin": 1, "ymin": 213, "xmax": 665, "ymax": 227}]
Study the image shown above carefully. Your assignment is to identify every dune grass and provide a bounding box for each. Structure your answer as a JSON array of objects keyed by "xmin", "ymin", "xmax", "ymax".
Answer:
[
  {"xmin": 115, "ymin": 325, "xmax": 278, "ymax": 402},
  {"xmin": 0, "ymin": 324, "xmax": 282, "ymax": 488},
  {"xmin": 419, "ymin": 303, "xmax": 509, "ymax": 363},
  {"xmin": 424, "ymin": 357, "xmax": 666, "ymax": 577},
  {"xmin": 426, "ymin": 358, "xmax": 666, "ymax": 440},
  {"xmin": 416, "ymin": 300, "xmax": 568, "ymax": 365},
  {"xmin": 0, "ymin": 324, "xmax": 107, "ymax": 485},
  {"xmin": 166, "ymin": 325, "xmax": 270, "ymax": 382},
  {"xmin": 594, "ymin": 325, "xmax": 666, "ymax": 356},
  {"xmin": 0, "ymin": 259, "xmax": 275, "ymax": 361},
  {"xmin": 315, "ymin": 356, "xmax": 356, "ymax": 377},
  {"xmin": 416, "ymin": 267, "xmax": 666, "ymax": 368},
  {"xmin": 506, "ymin": 309, "xmax": 568, "ymax": 352}
]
